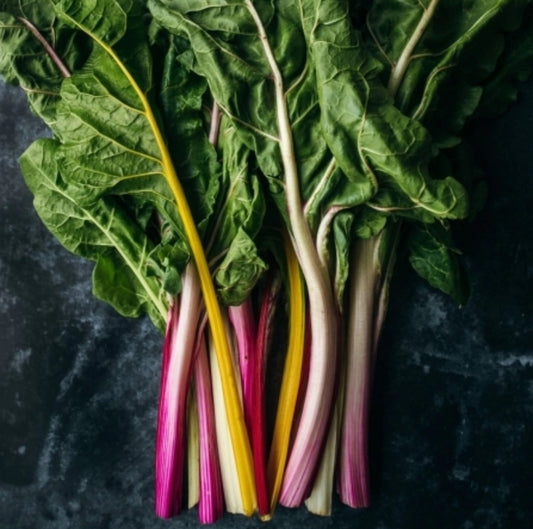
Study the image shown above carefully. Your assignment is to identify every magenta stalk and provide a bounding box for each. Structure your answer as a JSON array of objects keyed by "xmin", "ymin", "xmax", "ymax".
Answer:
[{"xmin": 155, "ymin": 263, "xmax": 202, "ymax": 518}]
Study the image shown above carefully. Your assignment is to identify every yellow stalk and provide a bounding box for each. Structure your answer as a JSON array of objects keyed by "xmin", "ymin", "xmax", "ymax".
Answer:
[
  {"xmin": 63, "ymin": 17, "xmax": 257, "ymax": 515},
  {"xmin": 267, "ymin": 233, "xmax": 306, "ymax": 512}
]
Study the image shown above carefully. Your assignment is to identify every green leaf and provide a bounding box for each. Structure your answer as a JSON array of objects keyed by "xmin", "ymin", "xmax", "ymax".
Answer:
[
  {"xmin": 55, "ymin": 0, "xmax": 130, "ymax": 47},
  {"xmin": 149, "ymin": 0, "xmax": 469, "ymax": 295},
  {"xmin": 209, "ymin": 117, "xmax": 265, "ymax": 248},
  {"xmin": 0, "ymin": 0, "xmax": 90, "ymax": 126},
  {"xmin": 157, "ymin": 33, "xmax": 221, "ymax": 234},
  {"xmin": 310, "ymin": 1, "xmax": 469, "ymax": 220},
  {"xmin": 20, "ymin": 138, "xmax": 169, "ymax": 329},
  {"xmin": 51, "ymin": 1, "xmax": 191, "ymax": 247},
  {"xmin": 366, "ymin": 0, "xmax": 532, "ymax": 143},
  {"xmin": 214, "ymin": 227, "xmax": 268, "ymax": 306},
  {"xmin": 407, "ymin": 222, "xmax": 470, "ymax": 305}
]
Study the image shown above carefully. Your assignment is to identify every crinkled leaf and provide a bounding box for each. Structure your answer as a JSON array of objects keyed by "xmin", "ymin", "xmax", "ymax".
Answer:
[
  {"xmin": 352, "ymin": 207, "xmax": 388, "ymax": 240},
  {"xmin": 55, "ymin": 0, "xmax": 130, "ymax": 48},
  {"xmin": 155, "ymin": 32, "xmax": 268, "ymax": 301},
  {"xmin": 331, "ymin": 211, "xmax": 354, "ymax": 309},
  {"xmin": 407, "ymin": 222, "xmax": 470, "ymax": 305},
  {"xmin": 20, "ymin": 138, "xmax": 169, "ymax": 329},
  {"xmin": 149, "ymin": 0, "xmax": 469, "ymax": 308},
  {"xmin": 366, "ymin": 0, "xmax": 531, "ymax": 144},
  {"xmin": 52, "ymin": 0, "xmax": 201, "ymax": 251},
  {"xmin": 214, "ymin": 227, "xmax": 268, "ymax": 306},
  {"xmin": 0, "ymin": 0, "xmax": 90, "ymax": 127},
  {"xmin": 157, "ymin": 34, "xmax": 220, "ymax": 234},
  {"xmin": 209, "ymin": 118, "xmax": 265, "ymax": 249},
  {"xmin": 310, "ymin": 1, "xmax": 468, "ymax": 220},
  {"xmin": 148, "ymin": 0, "xmax": 348, "ymax": 239}
]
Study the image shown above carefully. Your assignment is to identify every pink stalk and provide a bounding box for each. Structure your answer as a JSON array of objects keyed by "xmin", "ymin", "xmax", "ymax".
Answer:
[
  {"xmin": 337, "ymin": 237, "xmax": 379, "ymax": 508},
  {"xmin": 228, "ymin": 301, "xmax": 256, "ymax": 428},
  {"xmin": 194, "ymin": 336, "xmax": 225, "ymax": 524},
  {"xmin": 253, "ymin": 277, "xmax": 280, "ymax": 518},
  {"xmin": 279, "ymin": 296, "xmax": 336, "ymax": 508},
  {"xmin": 18, "ymin": 17, "xmax": 72, "ymax": 78},
  {"xmin": 155, "ymin": 263, "xmax": 202, "ymax": 518},
  {"xmin": 228, "ymin": 292, "xmax": 272, "ymax": 518},
  {"xmin": 245, "ymin": 0, "xmax": 339, "ymax": 507}
]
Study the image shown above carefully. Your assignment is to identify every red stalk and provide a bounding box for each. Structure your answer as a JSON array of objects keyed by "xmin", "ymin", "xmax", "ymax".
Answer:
[{"xmin": 253, "ymin": 277, "xmax": 280, "ymax": 518}]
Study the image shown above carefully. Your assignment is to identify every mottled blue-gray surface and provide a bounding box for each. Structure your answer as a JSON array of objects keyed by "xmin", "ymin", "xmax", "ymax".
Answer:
[{"xmin": 0, "ymin": 77, "xmax": 531, "ymax": 529}]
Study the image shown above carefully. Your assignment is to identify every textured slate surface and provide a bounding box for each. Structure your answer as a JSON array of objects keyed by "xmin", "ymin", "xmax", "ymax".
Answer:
[{"xmin": 0, "ymin": 76, "xmax": 531, "ymax": 529}]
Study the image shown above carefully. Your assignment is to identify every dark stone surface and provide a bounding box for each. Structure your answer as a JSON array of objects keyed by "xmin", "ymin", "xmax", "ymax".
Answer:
[{"xmin": 0, "ymin": 76, "xmax": 531, "ymax": 529}]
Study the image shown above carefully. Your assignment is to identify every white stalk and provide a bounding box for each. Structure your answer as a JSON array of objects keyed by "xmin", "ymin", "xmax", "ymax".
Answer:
[
  {"xmin": 244, "ymin": 0, "xmax": 339, "ymax": 506},
  {"xmin": 208, "ymin": 318, "xmax": 244, "ymax": 514},
  {"xmin": 338, "ymin": 237, "xmax": 380, "ymax": 507},
  {"xmin": 304, "ymin": 387, "xmax": 343, "ymax": 516},
  {"xmin": 387, "ymin": 0, "xmax": 441, "ymax": 97}
]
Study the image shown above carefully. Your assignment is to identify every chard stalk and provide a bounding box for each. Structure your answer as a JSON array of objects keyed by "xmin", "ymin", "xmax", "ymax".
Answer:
[
  {"xmin": 244, "ymin": 0, "xmax": 339, "ymax": 506},
  {"xmin": 59, "ymin": 13, "xmax": 257, "ymax": 514},
  {"xmin": 194, "ymin": 337, "xmax": 224, "ymax": 524},
  {"xmin": 337, "ymin": 0, "xmax": 439, "ymax": 507},
  {"xmin": 228, "ymin": 301, "xmax": 256, "ymax": 430},
  {"xmin": 305, "ymin": 317, "xmax": 344, "ymax": 517},
  {"xmin": 18, "ymin": 17, "xmax": 72, "ymax": 78},
  {"xmin": 387, "ymin": 0, "xmax": 441, "ymax": 97},
  {"xmin": 304, "ymin": 392, "xmax": 342, "ymax": 516},
  {"xmin": 155, "ymin": 263, "xmax": 202, "ymax": 518},
  {"xmin": 337, "ymin": 237, "xmax": 379, "ymax": 508},
  {"xmin": 187, "ymin": 386, "xmax": 200, "ymax": 509},
  {"xmin": 337, "ymin": 228, "xmax": 400, "ymax": 508},
  {"xmin": 228, "ymin": 298, "xmax": 270, "ymax": 517},
  {"xmin": 267, "ymin": 237, "xmax": 305, "ymax": 512},
  {"xmin": 253, "ymin": 275, "xmax": 281, "ymax": 519},
  {"xmin": 208, "ymin": 315, "xmax": 245, "ymax": 514}
]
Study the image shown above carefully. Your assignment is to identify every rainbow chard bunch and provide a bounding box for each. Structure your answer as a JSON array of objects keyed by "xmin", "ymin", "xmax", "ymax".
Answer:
[{"xmin": 1, "ymin": 0, "xmax": 531, "ymax": 523}]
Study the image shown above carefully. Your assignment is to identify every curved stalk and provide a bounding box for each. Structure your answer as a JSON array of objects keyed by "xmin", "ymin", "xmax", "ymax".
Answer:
[
  {"xmin": 243, "ymin": 0, "xmax": 339, "ymax": 506},
  {"xmin": 387, "ymin": 0, "xmax": 441, "ymax": 96},
  {"xmin": 337, "ymin": 224, "xmax": 400, "ymax": 507},
  {"xmin": 59, "ymin": 13, "xmax": 257, "ymax": 514},
  {"xmin": 267, "ymin": 237, "xmax": 306, "ymax": 512},
  {"xmin": 18, "ymin": 17, "xmax": 72, "ymax": 78}
]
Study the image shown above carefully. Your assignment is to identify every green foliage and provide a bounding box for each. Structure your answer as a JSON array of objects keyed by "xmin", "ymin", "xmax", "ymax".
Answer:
[
  {"xmin": 0, "ymin": 0, "xmax": 269, "ymax": 320},
  {"xmin": 0, "ymin": 0, "xmax": 90, "ymax": 126},
  {"xmin": 407, "ymin": 222, "xmax": 470, "ymax": 306},
  {"xmin": 1, "ymin": 0, "xmax": 531, "ymax": 316},
  {"xmin": 20, "ymin": 138, "xmax": 169, "ymax": 329}
]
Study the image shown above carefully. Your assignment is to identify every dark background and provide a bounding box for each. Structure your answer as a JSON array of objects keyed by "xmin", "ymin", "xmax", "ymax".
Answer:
[{"xmin": 0, "ymin": 73, "xmax": 531, "ymax": 529}]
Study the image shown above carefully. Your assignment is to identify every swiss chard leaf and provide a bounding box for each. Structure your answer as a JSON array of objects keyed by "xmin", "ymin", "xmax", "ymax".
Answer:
[
  {"xmin": 363, "ymin": 0, "xmax": 531, "ymax": 301},
  {"xmin": 209, "ymin": 116, "xmax": 267, "ymax": 305},
  {"xmin": 366, "ymin": 0, "xmax": 532, "ymax": 144},
  {"xmin": 149, "ymin": 0, "xmax": 468, "ymax": 224},
  {"xmin": 20, "ymin": 138, "xmax": 169, "ymax": 329},
  {"xmin": 156, "ymin": 33, "xmax": 220, "ymax": 235},
  {"xmin": 0, "ymin": 0, "xmax": 90, "ymax": 127},
  {"xmin": 407, "ymin": 221, "xmax": 470, "ymax": 305},
  {"xmin": 149, "ymin": 0, "xmax": 469, "ymax": 309}
]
